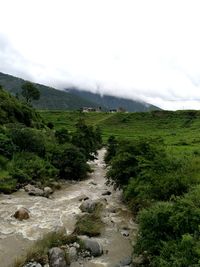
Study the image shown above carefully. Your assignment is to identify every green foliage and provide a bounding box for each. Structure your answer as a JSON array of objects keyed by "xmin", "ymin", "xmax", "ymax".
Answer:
[
  {"xmin": 136, "ymin": 186, "xmax": 200, "ymax": 266},
  {"xmin": 10, "ymin": 127, "xmax": 45, "ymax": 157},
  {"xmin": 104, "ymin": 135, "xmax": 118, "ymax": 164},
  {"xmin": 55, "ymin": 127, "xmax": 70, "ymax": 143},
  {"xmin": 107, "ymin": 139, "xmax": 163, "ymax": 189},
  {"xmin": 0, "ymin": 133, "xmax": 15, "ymax": 159},
  {"xmin": 51, "ymin": 144, "xmax": 90, "ymax": 180},
  {"xmin": 0, "ymin": 86, "xmax": 43, "ymax": 126},
  {"xmin": 21, "ymin": 81, "xmax": 40, "ymax": 104},
  {"xmin": 0, "ymin": 176, "xmax": 17, "ymax": 194},
  {"xmin": 72, "ymin": 119, "xmax": 102, "ymax": 160},
  {"xmin": 10, "ymin": 152, "xmax": 58, "ymax": 184}
]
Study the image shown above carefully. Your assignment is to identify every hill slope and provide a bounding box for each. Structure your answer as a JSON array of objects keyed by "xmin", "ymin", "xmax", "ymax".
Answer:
[
  {"xmin": 66, "ymin": 88, "xmax": 160, "ymax": 112},
  {"xmin": 0, "ymin": 72, "xmax": 99, "ymax": 110},
  {"xmin": 0, "ymin": 86, "xmax": 42, "ymax": 126}
]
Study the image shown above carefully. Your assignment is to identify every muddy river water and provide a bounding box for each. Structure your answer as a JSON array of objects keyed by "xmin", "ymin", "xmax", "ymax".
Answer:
[{"xmin": 0, "ymin": 149, "xmax": 137, "ymax": 267}]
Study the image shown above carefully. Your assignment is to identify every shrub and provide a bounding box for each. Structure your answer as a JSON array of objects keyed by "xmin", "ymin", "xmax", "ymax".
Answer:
[
  {"xmin": 0, "ymin": 133, "xmax": 15, "ymax": 159},
  {"xmin": 104, "ymin": 135, "xmax": 118, "ymax": 164},
  {"xmin": 55, "ymin": 127, "xmax": 70, "ymax": 143},
  {"xmin": 72, "ymin": 119, "xmax": 102, "ymax": 160},
  {"xmin": 51, "ymin": 144, "xmax": 90, "ymax": 180},
  {"xmin": 10, "ymin": 152, "xmax": 58, "ymax": 184},
  {"xmin": 135, "ymin": 186, "xmax": 200, "ymax": 266},
  {"xmin": 10, "ymin": 127, "xmax": 45, "ymax": 157}
]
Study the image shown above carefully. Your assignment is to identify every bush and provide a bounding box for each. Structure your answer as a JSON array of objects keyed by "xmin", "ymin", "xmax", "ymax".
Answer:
[
  {"xmin": 106, "ymin": 139, "xmax": 164, "ymax": 189},
  {"xmin": 135, "ymin": 186, "xmax": 200, "ymax": 266},
  {"xmin": 10, "ymin": 152, "xmax": 58, "ymax": 184},
  {"xmin": 51, "ymin": 144, "xmax": 90, "ymax": 180},
  {"xmin": 0, "ymin": 133, "xmax": 15, "ymax": 158},
  {"xmin": 72, "ymin": 119, "xmax": 102, "ymax": 160},
  {"xmin": 104, "ymin": 135, "xmax": 118, "ymax": 164},
  {"xmin": 10, "ymin": 127, "xmax": 45, "ymax": 157},
  {"xmin": 55, "ymin": 127, "xmax": 70, "ymax": 143}
]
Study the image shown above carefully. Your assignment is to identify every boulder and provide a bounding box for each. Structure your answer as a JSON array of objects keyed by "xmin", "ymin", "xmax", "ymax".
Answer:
[
  {"xmin": 132, "ymin": 255, "xmax": 144, "ymax": 267},
  {"xmin": 48, "ymin": 247, "xmax": 67, "ymax": 267},
  {"xmin": 44, "ymin": 186, "xmax": 53, "ymax": 197},
  {"xmin": 24, "ymin": 184, "xmax": 35, "ymax": 192},
  {"xmin": 89, "ymin": 181, "xmax": 97, "ymax": 186},
  {"xmin": 102, "ymin": 190, "xmax": 111, "ymax": 196},
  {"xmin": 119, "ymin": 256, "xmax": 132, "ymax": 266},
  {"xmin": 23, "ymin": 262, "xmax": 42, "ymax": 267},
  {"xmin": 25, "ymin": 184, "xmax": 44, "ymax": 197},
  {"xmin": 81, "ymin": 238, "xmax": 103, "ymax": 257},
  {"xmin": 78, "ymin": 194, "xmax": 89, "ymax": 201},
  {"xmin": 68, "ymin": 246, "xmax": 78, "ymax": 262},
  {"xmin": 14, "ymin": 207, "xmax": 30, "ymax": 221},
  {"xmin": 79, "ymin": 200, "xmax": 97, "ymax": 213}
]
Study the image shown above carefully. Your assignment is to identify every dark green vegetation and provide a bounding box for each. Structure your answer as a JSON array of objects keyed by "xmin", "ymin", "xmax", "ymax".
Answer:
[
  {"xmin": 67, "ymin": 88, "xmax": 160, "ymax": 112},
  {"xmin": 0, "ymin": 72, "xmax": 160, "ymax": 111},
  {"xmin": 104, "ymin": 135, "xmax": 200, "ymax": 265},
  {"xmin": 21, "ymin": 81, "xmax": 40, "ymax": 104},
  {"xmin": 0, "ymin": 87, "xmax": 102, "ymax": 193}
]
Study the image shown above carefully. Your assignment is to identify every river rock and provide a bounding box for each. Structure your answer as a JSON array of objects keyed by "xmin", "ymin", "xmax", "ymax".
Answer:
[
  {"xmin": 102, "ymin": 190, "xmax": 111, "ymax": 196},
  {"xmin": 25, "ymin": 184, "xmax": 44, "ymax": 197},
  {"xmin": 14, "ymin": 207, "xmax": 30, "ymax": 221},
  {"xmin": 23, "ymin": 262, "xmax": 42, "ymax": 267},
  {"xmin": 89, "ymin": 180, "xmax": 97, "ymax": 186},
  {"xmin": 79, "ymin": 200, "xmax": 97, "ymax": 213},
  {"xmin": 48, "ymin": 247, "xmax": 67, "ymax": 267},
  {"xmin": 44, "ymin": 186, "xmax": 53, "ymax": 197},
  {"xmin": 132, "ymin": 255, "xmax": 144, "ymax": 266},
  {"xmin": 69, "ymin": 246, "xmax": 78, "ymax": 262},
  {"xmin": 78, "ymin": 194, "xmax": 89, "ymax": 201},
  {"xmin": 81, "ymin": 238, "xmax": 103, "ymax": 257}
]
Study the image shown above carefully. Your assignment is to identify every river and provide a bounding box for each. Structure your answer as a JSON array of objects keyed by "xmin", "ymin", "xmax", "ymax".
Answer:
[{"xmin": 0, "ymin": 149, "xmax": 137, "ymax": 267}]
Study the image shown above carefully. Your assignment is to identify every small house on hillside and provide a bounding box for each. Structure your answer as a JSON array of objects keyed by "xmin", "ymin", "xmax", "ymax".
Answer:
[{"xmin": 82, "ymin": 107, "xmax": 102, "ymax": 112}]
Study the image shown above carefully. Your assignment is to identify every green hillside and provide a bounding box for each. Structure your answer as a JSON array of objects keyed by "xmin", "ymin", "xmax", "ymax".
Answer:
[
  {"xmin": 0, "ymin": 72, "xmax": 99, "ymax": 110},
  {"xmin": 40, "ymin": 110, "xmax": 200, "ymax": 155},
  {"xmin": 0, "ymin": 85, "xmax": 42, "ymax": 127}
]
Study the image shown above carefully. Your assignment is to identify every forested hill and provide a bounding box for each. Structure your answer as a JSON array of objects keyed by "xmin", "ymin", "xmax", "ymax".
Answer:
[
  {"xmin": 0, "ymin": 72, "xmax": 99, "ymax": 110},
  {"xmin": 66, "ymin": 88, "xmax": 161, "ymax": 112}
]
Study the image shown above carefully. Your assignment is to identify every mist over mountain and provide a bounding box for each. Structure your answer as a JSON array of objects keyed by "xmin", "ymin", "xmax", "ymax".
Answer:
[
  {"xmin": 0, "ymin": 71, "xmax": 160, "ymax": 111},
  {"xmin": 66, "ymin": 88, "xmax": 160, "ymax": 112}
]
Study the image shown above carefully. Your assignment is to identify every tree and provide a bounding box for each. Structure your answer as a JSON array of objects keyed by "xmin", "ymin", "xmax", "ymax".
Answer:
[{"xmin": 21, "ymin": 82, "xmax": 40, "ymax": 104}]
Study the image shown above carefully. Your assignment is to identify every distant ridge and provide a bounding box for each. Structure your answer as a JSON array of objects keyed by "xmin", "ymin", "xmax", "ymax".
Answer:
[
  {"xmin": 0, "ymin": 71, "xmax": 160, "ymax": 111},
  {"xmin": 66, "ymin": 88, "xmax": 161, "ymax": 112},
  {"xmin": 0, "ymin": 72, "xmax": 99, "ymax": 110}
]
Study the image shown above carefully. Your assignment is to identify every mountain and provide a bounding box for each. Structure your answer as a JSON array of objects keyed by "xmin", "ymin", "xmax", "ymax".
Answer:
[
  {"xmin": 0, "ymin": 71, "xmax": 160, "ymax": 111},
  {"xmin": 0, "ymin": 72, "xmax": 99, "ymax": 110},
  {"xmin": 66, "ymin": 88, "xmax": 160, "ymax": 112}
]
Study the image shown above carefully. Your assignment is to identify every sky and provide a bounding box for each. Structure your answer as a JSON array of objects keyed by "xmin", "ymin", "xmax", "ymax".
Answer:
[{"xmin": 1, "ymin": 0, "xmax": 200, "ymax": 110}]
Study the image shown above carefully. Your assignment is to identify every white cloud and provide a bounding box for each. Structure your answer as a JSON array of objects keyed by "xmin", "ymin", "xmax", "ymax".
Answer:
[{"xmin": 1, "ymin": 0, "xmax": 200, "ymax": 110}]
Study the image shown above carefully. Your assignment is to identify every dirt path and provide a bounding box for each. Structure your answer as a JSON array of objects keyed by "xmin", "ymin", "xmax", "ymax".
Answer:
[{"xmin": 0, "ymin": 149, "xmax": 137, "ymax": 267}]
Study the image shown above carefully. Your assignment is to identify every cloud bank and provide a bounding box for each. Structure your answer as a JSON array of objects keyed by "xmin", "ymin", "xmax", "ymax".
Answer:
[{"xmin": 1, "ymin": 0, "xmax": 200, "ymax": 110}]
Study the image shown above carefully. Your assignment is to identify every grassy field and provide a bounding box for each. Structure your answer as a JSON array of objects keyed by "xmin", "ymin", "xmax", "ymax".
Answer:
[{"xmin": 40, "ymin": 110, "xmax": 200, "ymax": 156}]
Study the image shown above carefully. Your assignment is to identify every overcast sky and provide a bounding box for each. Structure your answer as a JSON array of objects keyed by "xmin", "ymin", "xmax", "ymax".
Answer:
[{"xmin": 1, "ymin": 0, "xmax": 200, "ymax": 110}]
